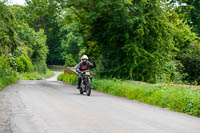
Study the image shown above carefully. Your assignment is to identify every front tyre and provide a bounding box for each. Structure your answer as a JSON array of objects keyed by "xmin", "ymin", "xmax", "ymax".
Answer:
[
  {"xmin": 86, "ymin": 78, "xmax": 91, "ymax": 96},
  {"xmin": 80, "ymin": 87, "xmax": 83, "ymax": 94},
  {"xmin": 80, "ymin": 81, "xmax": 84, "ymax": 94}
]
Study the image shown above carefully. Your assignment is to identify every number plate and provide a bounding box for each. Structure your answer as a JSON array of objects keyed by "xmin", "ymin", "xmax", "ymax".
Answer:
[{"xmin": 85, "ymin": 72, "xmax": 90, "ymax": 75}]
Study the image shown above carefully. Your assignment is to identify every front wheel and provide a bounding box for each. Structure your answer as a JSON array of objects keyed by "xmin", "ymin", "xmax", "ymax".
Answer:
[
  {"xmin": 86, "ymin": 78, "xmax": 91, "ymax": 96},
  {"xmin": 80, "ymin": 81, "xmax": 84, "ymax": 94},
  {"xmin": 80, "ymin": 87, "xmax": 83, "ymax": 94}
]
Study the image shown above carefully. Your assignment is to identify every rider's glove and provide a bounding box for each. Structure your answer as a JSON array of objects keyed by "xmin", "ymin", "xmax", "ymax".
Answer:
[{"xmin": 92, "ymin": 57, "xmax": 95, "ymax": 63}]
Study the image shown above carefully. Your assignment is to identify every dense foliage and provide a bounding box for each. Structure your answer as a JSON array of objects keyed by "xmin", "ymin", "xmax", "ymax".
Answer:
[
  {"xmin": 168, "ymin": 0, "xmax": 200, "ymax": 84},
  {"xmin": 62, "ymin": 0, "xmax": 198, "ymax": 83},
  {"xmin": 170, "ymin": 0, "xmax": 200, "ymax": 36},
  {"xmin": 24, "ymin": 0, "xmax": 63, "ymax": 65},
  {"xmin": 1, "ymin": 0, "xmax": 200, "ymax": 84},
  {"xmin": 16, "ymin": 24, "xmax": 48, "ymax": 73},
  {"xmin": 0, "ymin": 2, "xmax": 21, "ymax": 56},
  {"xmin": 178, "ymin": 40, "xmax": 200, "ymax": 83},
  {"xmin": 15, "ymin": 55, "xmax": 33, "ymax": 72},
  {"xmin": 0, "ymin": 57, "xmax": 17, "ymax": 90},
  {"xmin": 64, "ymin": 54, "xmax": 76, "ymax": 67},
  {"xmin": 0, "ymin": 57, "xmax": 15, "ymax": 77},
  {"xmin": 0, "ymin": 1, "xmax": 49, "ymax": 90}
]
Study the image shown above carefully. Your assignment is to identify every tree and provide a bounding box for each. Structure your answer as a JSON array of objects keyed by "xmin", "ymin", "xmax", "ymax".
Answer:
[
  {"xmin": 170, "ymin": 0, "xmax": 200, "ymax": 36},
  {"xmin": 24, "ymin": 0, "xmax": 63, "ymax": 65},
  {"xmin": 61, "ymin": 0, "xmax": 197, "ymax": 83},
  {"xmin": 17, "ymin": 24, "xmax": 48, "ymax": 73},
  {"xmin": 178, "ymin": 40, "xmax": 200, "ymax": 84},
  {"xmin": 64, "ymin": 54, "xmax": 76, "ymax": 67},
  {"xmin": 58, "ymin": 8, "xmax": 85, "ymax": 62},
  {"xmin": 0, "ymin": 1, "xmax": 21, "ymax": 56}
]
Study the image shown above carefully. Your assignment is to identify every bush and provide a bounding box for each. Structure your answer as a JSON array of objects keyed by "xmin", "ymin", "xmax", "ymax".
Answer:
[
  {"xmin": 178, "ymin": 40, "xmax": 200, "ymax": 84},
  {"xmin": 158, "ymin": 60, "xmax": 186, "ymax": 84},
  {"xmin": 17, "ymin": 25, "xmax": 48, "ymax": 73},
  {"xmin": 64, "ymin": 54, "xmax": 76, "ymax": 67},
  {"xmin": 0, "ymin": 56, "xmax": 17, "ymax": 90},
  {"xmin": 16, "ymin": 56, "xmax": 33, "ymax": 72},
  {"xmin": 0, "ymin": 56, "xmax": 14, "ymax": 77},
  {"xmin": 20, "ymin": 56, "xmax": 33, "ymax": 72},
  {"xmin": 33, "ymin": 61, "xmax": 47, "ymax": 74},
  {"xmin": 16, "ymin": 57, "xmax": 25, "ymax": 72}
]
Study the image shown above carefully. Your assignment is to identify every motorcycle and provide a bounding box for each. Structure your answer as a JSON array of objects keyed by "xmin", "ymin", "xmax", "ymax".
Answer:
[{"xmin": 80, "ymin": 70, "xmax": 92, "ymax": 96}]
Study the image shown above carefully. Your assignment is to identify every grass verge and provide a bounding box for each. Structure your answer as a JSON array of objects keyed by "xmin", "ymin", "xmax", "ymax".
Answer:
[
  {"xmin": 0, "ymin": 69, "xmax": 53, "ymax": 91},
  {"xmin": 58, "ymin": 73, "xmax": 77, "ymax": 85},
  {"xmin": 18, "ymin": 69, "xmax": 54, "ymax": 80},
  {"xmin": 0, "ymin": 75, "xmax": 17, "ymax": 91},
  {"xmin": 58, "ymin": 72, "xmax": 200, "ymax": 117}
]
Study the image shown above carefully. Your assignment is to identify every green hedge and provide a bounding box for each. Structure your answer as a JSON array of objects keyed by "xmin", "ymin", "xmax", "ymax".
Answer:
[
  {"xmin": 16, "ymin": 56, "xmax": 33, "ymax": 72},
  {"xmin": 0, "ymin": 57, "xmax": 13, "ymax": 77},
  {"xmin": 58, "ymin": 72, "xmax": 200, "ymax": 117},
  {"xmin": 0, "ymin": 57, "xmax": 17, "ymax": 90},
  {"xmin": 64, "ymin": 54, "xmax": 76, "ymax": 67},
  {"xmin": 178, "ymin": 41, "xmax": 200, "ymax": 84}
]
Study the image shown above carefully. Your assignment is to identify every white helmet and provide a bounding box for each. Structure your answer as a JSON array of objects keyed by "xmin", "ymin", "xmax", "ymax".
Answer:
[
  {"xmin": 81, "ymin": 55, "xmax": 88, "ymax": 60},
  {"xmin": 81, "ymin": 55, "xmax": 88, "ymax": 63}
]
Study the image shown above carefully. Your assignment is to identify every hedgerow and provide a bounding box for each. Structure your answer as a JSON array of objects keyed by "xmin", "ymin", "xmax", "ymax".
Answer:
[{"xmin": 0, "ymin": 57, "xmax": 17, "ymax": 90}]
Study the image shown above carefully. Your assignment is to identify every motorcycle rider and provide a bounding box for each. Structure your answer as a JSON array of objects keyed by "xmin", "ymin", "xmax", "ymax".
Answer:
[{"xmin": 75, "ymin": 55, "xmax": 96, "ymax": 89}]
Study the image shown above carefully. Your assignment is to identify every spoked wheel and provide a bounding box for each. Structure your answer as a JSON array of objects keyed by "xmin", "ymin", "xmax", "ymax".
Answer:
[{"xmin": 86, "ymin": 78, "xmax": 91, "ymax": 96}]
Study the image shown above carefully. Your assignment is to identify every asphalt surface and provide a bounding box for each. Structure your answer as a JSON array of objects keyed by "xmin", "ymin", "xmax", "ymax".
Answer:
[{"xmin": 0, "ymin": 71, "xmax": 200, "ymax": 133}]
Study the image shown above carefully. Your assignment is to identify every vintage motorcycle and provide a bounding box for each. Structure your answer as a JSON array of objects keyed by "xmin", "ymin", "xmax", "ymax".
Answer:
[{"xmin": 80, "ymin": 70, "xmax": 92, "ymax": 96}]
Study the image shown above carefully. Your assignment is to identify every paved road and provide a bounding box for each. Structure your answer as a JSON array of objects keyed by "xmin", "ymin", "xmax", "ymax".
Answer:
[{"xmin": 0, "ymin": 72, "xmax": 200, "ymax": 133}]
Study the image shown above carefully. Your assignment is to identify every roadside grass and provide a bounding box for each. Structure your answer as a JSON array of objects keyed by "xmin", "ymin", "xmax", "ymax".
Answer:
[
  {"xmin": 0, "ymin": 69, "xmax": 53, "ymax": 91},
  {"xmin": 58, "ymin": 73, "xmax": 77, "ymax": 85},
  {"xmin": 58, "ymin": 72, "xmax": 200, "ymax": 117},
  {"xmin": 0, "ymin": 75, "xmax": 17, "ymax": 91},
  {"xmin": 18, "ymin": 69, "xmax": 54, "ymax": 80}
]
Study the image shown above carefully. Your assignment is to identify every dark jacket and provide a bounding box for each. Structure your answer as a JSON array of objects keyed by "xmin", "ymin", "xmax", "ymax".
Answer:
[{"xmin": 75, "ymin": 61, "xmax": 96, "ymax": 73}]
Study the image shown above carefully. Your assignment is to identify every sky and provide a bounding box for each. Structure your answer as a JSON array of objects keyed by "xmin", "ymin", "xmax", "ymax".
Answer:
[{"xmin": 8, "ymin": 0, "xmax": 26, "ymax": 5}]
